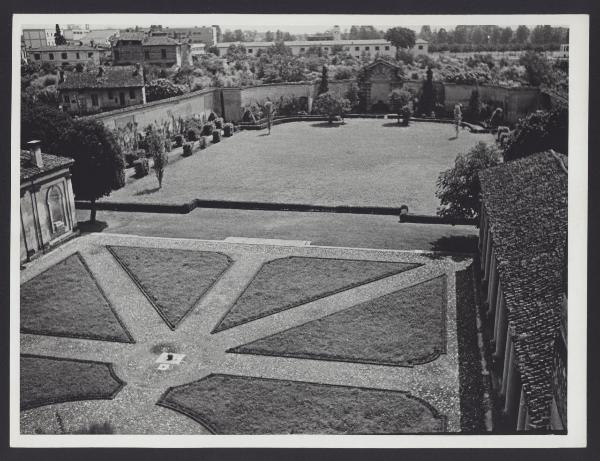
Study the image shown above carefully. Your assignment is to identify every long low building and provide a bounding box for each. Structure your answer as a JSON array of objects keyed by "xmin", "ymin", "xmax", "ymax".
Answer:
[
  {"xmin": 478, "ymin": 151, "xmax": 568, "ymax": 431},
  {"xmin": 26, "ymin": 44, "xmax": 106, "ymax": 66}
]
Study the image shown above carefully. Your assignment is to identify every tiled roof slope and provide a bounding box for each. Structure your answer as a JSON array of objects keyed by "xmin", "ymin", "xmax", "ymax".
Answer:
[
  {"xmin": 143, "ymin": 36, "xmax": 181, "ymax": 46},
  {"xmin": 57, "ymin": 66, "xmax": 144, "ymax": 90},
  {"xmin": 21, "ymin": 150, "xmax": 74, "ymax": 182},
  {"xmin": 479, "ymin": 151, "xmax": 568, "ymax": 429}
]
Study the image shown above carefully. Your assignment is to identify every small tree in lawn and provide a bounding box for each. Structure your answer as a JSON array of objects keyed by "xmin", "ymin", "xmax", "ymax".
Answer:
[
  {"xmin": 58, "ymin": 119, "xmax": 125, "ymax": 224},
  {"xmin": 146, "ymin": 128, "xmax": 168, "ymax": 188},
  {"xmin": 312, "ymin": 91, "xmax": 351, "ymax": 123},
  {"xmin": 436, "ymin": 142, "xmax": 502, "ymax": 221},
  {"xmin": 317, "ymin": 65, "xmax": 329, "ymax": 95},
  {"xmin": 54, "ymin": 24, "xmax": 67, "ymax": 46},
  {"xmin": 389, "ymin": 89, "xmax": 412, "ymax": 125},
  {"xmin": 264, "ymin": 100, "xmax": 275, "ymax": 134}
]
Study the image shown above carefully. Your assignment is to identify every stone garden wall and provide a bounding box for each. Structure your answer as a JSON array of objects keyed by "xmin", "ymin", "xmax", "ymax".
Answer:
[{"xmin": 88, "ymin": 80, "xmax": 541, "ymax": 128}]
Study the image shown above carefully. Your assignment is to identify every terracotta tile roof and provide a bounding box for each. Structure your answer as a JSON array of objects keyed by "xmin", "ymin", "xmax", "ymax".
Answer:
[
  {"xmin": 479, "ymin": 151, "xmax": 568, "ymax": 429},
  {"xmin": 115, "ymin": 32, "xmax": 145, "ymax": 42},
  {"xmin": 27, "ymin": 44, "xmax": 99, "ymax": 52},
  {"xmin": 57, "ymin": 65, "xmax": 144, "ymax": 90},
  {"xmin": 20, "ymin": 150, "xmax": 74, "ymax": 182}
]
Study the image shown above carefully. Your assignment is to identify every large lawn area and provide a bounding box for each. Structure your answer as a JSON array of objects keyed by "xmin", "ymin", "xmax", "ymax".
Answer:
[{"xmin": 104, "ymin": 121, "xmax": 493, "ymax": 214}]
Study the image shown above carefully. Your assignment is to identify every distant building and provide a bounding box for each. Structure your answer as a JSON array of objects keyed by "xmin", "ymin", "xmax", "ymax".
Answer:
[
  {"xmin": 22, "ymin": 28, "xmax": 55, "ymax": 48},
  {"xmin": 215, "ymin": 38, "xmax": 397, "ymax": 60},
  {"xmin": 306, "ymin": 25, "xmax": 342, "ymax": 41},
  {"xmin": 79, "ymin": 29, "xmax": 120, "ymax": 47},
  {"xmin": 58, "ymin": 65, "xmax": 146, "ymax": 115},
  {"xmin": 112, "ymin": 32, "xmax": 191, "ymax": 67},
  {"xmin": 411, "ymin": 38, "xmax": 429, "ymax": 55},
  {"xmin": 20, "ymin": 140, "xmax": 77, "ymax": 263},
  {"xmin": 149, "ymin": 25, "xmax": 218, "ymax": 47},
  {"xmin": 478, "ymin": 151, "xmax": 567, "ymax": 431},
  {"xmin": 26, "ymin": 44, "xmax": 104, "ymax": 66}
]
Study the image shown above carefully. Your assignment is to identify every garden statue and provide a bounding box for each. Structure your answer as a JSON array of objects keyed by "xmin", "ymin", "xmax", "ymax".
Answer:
[
  {"xmin": 264, "ymin": 101, "xmax": 274, "ymax": 135},
  {"xmin": 453, "ymin": 103, "xmax": 463, "ymax": 138}
]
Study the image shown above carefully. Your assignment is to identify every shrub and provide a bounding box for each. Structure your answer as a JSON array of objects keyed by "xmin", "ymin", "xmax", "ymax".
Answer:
[
  {"xmin": 43, "ymin": 76, "xmax": 57, "ymax": 87},
  {"xmin": 134, "ymin": 158, "xmax": 150, "ymax": 178},
  {"xmin": 411, "ymin": 72, "xmax": 419, "ymax": 80},
  {"xmin": 201, "ymin": 122, "xmax": 214, "ymax": 136},
  {"xmin": 214, "ymin": 117, "xmax": 224, "ymax": 129},
  {"xmin": 164, "ymin": 138, "xmax": 172, "ymax": 153},
  {"xmin": 199, "ymin": 137, "xmax": 207, "ymax": 149},
  {"xmin": 182, "ymin": 142, "xmax": 194, "ymax": 157},
  {"xmin": 173, "ymin": 134, "xmax": 184, "ymax": 147},
  {"xmin": 124, "ymin": 151, "xmax": 139, "ymax": 167},
  {"xmin": 213, "ymin": 130, "xmax": 221, "ymax": 143},
  {"xmin": 223, "ymin": 123, "xmax": 234, "ymax": 137},
  {"xmin": 145, "ymin": 79, "xmax": 185, "ymax": 102},
  {"xmin": 400, "ymin": 105, "xmax": 412, "ymax": 126},
  {"xmin": 186, "ymin": 128, "xmax": 200, "ymax": 141},
  {"xmin": 312, "ymin": 91, "xmax": 351, "ymax": 123},
  {"xmin": 389, "ymin": 89, "xmax": 412, "ymax": 114},
  {"xmin": 396, "ymin": 49, "xmax": 414, "ymax": 65}
]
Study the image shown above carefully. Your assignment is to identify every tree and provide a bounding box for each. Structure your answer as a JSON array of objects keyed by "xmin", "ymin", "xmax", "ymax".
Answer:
[
  {"xmin": 389, "ymin": 88, "xmax": 412, "ymax": 125},
  {"xmin": 344, "ymin": 83, "xmax": 361, "ymax": 111},
  {"xmin": 233, "ymin": 29, "xmax": 245, "ymax": 42},
  {"xmin": 317, "ymin": 65, "xmax": 329, "ymax": 95},
  {"xmin": 519, "ymin": 50, "xmax": 550, "ymax": 86},
  {"xmin": 503, "ymin": 108, "xmax": 568, "ymax": 161},
  {"xmin": 384, "ymin": 27, "xmax": 416, "ymax": 54},
  {"xmin": 436, "ymin": 142, "xmax": 502, "ymax": 220},
  {"xmin": 145, "ymin": 128, "xmax": 168, "ymax": 188},
  {"xmin": 419, "ymin": 67, "xmax": 435, "ymax": 116},
  {"xmin": 222, "ymin": 30, "xmax": 236, "ymax": 42},
  {"xmin": 265, "ymin": 30, "xmax": 274, "ymax": 42},
  {"xmin": 54, "ymin": 24, "xmax": 67, "ymax": 46},
  {"xmin": 312, "ymin": 91, "xmax": 351, "ymax": 123},
  {"xmin": 21, "ymin": 99, "xmax": 74, "ymax": 155},
  {"xmin": 418, "ymin": 25, "xmax": 433, "ymax": 41},
  {"xmin": 145, "ymin": 79, "xmax": 186, "ymax": 102},
  {"xmin": 58, "ymin": 119, "xmax": 125, "ymax": 223},
  {"xmin": 515, "ymin": 25, "xmax": 530, "ymax": 43},
  {"xmin": 453, "ymin": 26, "xmax": 468, "ymax": 44},
  {"xmin": 435, "ymin": 28, "xmax": 449, "ymax": 44},
  {"xmin": 500, "ymin": 27, "xmax": 513, "ymax": 44}
]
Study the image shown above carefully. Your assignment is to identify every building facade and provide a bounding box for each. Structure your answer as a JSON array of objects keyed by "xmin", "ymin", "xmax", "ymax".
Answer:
[
  {"xmin": 58, "ymin": 65, "xmax": 146, "ymax": 115},
  {"xmin": 27, "ymin": 45, "xmax": 104, "ymax": 66},
  {"xmin": 20, "ymin": 141, "xmax": 77, "ymax": 263},
  {"xmin": 412, "ymin": 39, "xmax": 429, "ymax": 55},
  {"xmin": 22, "ymin": 28, "xmax": 55, "ymax": 48},
  {"xmin": 478, "ymin": 151, "xmax": 567, "ymax": 431},
  {"xmin": 215, "ymin": 39, "xmax": 398, "ymax": 60},
  {"xmin": 149, "ymin": 25, "xmax": 218, "ymax": 47},
  {"xmin": 112, "ymin": 32, "xmax": 191, "ymax": 67}
]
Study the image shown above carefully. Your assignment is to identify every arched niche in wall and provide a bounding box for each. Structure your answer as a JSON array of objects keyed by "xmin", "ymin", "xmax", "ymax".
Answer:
[{"xmin": 46, "ymin": 185, "xmax": 68, "ymax": 236}]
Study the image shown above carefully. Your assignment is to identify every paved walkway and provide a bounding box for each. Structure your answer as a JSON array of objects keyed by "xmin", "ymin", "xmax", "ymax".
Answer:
[{"xmin": 20, "ymin": 233, "xmax": 471, "ymax": 434}]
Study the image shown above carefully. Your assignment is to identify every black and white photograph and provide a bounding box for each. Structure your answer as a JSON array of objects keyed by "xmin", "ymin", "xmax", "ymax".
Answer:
[{"xmin": 9, "ymin": 12, "xmax": 588, "ymax": 449}]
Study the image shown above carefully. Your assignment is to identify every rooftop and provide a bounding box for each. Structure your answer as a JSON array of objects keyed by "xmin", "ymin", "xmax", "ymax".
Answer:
[
  {"xmin": 21, "ymin": 150, "xmax": 74, "ymax": 182},
  {"xmin": 479, "ymin": 151, "xmax": 568, "ymax": 429},
  {"xmin": 215, "ymin": 38, "xmax": 393, "ymax": 48},
  {"xmin": 26, "ymin": 44, "xmax": 99, "ymax": 52},
  {"xmin": 57, "ymin": 65, "xmax": 144, "ymax": 90},
  {"xmin": 142, "ymin": 35, "xmax": 182, "ymax": 46}
]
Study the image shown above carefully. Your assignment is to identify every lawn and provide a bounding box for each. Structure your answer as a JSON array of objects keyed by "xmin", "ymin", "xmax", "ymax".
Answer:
[
  {"xmin": 229, "ymin": 276, "xmax": 446, "ymax": 367},
  {"xmin": 102, "ymin": 121, "xmax": 494, "ymax": 214},
  {"xmin": 108, "ymin": 246, "xmax": 232, "ymax": 329},
  {"xmin": 21, "ymin": 355, "xmax": 124, "ymax": 411},
  {"xmin": 213, "ymin": 256, "xmax": 419, "ymax": 332},
  {"xmin": 158, "ymin": 374, "xmax": 445, "ymax": 434},
  {"xmin": 20, "ymin": 253, "xmax": 133, "ymax": 343}
]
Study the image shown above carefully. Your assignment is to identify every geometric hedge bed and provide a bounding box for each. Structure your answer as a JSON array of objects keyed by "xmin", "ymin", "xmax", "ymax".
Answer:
[
  {"xmin": 107, "ymin": 246, "xmax": 233, "ymax": 330},
  {"xmin": 158, "ymin": 374, "xmax": 446, "ymax": 434},
  {"xmin": 21, "ymin": 355, "xmax": 125, "ymax": 411},
  {"xmin": 213, "ymin": 256, "xmax": 421, "ymax": 332},
  {"xmin": 20, "ymin": 253, "xmax": 133, "ymax": 343},
  {"xmin": 229, "ymin": 275, "xmax": 447, "ymax": 367}
]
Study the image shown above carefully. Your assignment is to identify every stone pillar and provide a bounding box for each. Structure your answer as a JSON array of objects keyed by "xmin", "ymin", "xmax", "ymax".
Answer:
[
  {"xmin": 517, "ymin": 388, "xmax": 529, "ymax": 431},
  {"xmin": 500, "ymin": 330, "xmax": 512, "ymax": 396},
  {"xmin": 486, "ymin": 249, "xmax": 498, "ymax": 314},
  {"xmin": 483, "ymin": 234, "xmax": 492, "ymax": 283},
  {"xmin": 493, "ymin": 289, "xmax": 507, "ymax": 359},
  {"xmin": 503, "ymin": 348, "xmax": 520, "ymax": 422}
]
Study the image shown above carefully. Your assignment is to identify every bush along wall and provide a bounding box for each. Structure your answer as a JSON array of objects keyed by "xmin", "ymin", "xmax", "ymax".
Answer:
[
  {"xmin": 199, "ymin": 137, "xmax": 207, "ymax": 149},
  {"xmin": 223, "ymin": 123, "xmax": 234, "ymax": 137},
  {"xmin": 182, "ymin": 142, "xmax": 194, "ymax": 157},
  {"xmin": 212, "ymin": 130, "xmax": 221, "ymax": 144},
  {"xmin": 134, "ymin": 158, "xmax": 150, "ymax": 178}
]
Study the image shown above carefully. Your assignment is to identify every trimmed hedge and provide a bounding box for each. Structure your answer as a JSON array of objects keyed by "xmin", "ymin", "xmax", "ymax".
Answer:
[
  {"xmin": 223, "ymin": 123, "xmax": 234, "ymax": 137},
  {"xmin": 182, "ymin": 142, "xmax": 194, "ymax": 157},
  {"xmin": 133, "ymin": 158, "xmax": 150, "ymax": 178},
  {"xmin": 212, "ymin": 130, "xmax": 221, "ymax": 143}
]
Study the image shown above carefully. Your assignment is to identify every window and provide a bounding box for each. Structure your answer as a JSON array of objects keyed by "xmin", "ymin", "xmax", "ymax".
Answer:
[
  {"xmin": 88, "ymin": 52, "xmax": 93, "ymax": 58},
  {"xmin": 91, "ymin": 94, "xmax": 99, "ymax": 106},
  {"xmin": 61, "ymin": 52, "xmax": 68, "ymax": 59},
  {"xmin": 129, "ymin": 89, "xmax": 135, "ymax": 99},
  {"xmin": 355, "ymin": 46, "xmax": 359, "ymax": 51},
  {"xmin": 248, "ymin": 49, "xmax": 253, "ymax": 53},
  {"xmin": 385, "ymin": 46, "xmax": 390, "ymax": 50},
  {"xmin": 375, "ymin": 46, "xmax": 380, "ymax": 51},
  {"xmin": 46, "ymin": 186, "xmax": 67, "ymax": 235},
  {"xmin": 300, "ymin": 47, "xmax": 305, "ymax": 52},
  {"xmin": 34, "ymin": 53, "xmax": 40, "ymax": 60},
  {"xmin": 418, "ymin": 45, "xmax": 423, "ymax": 50},
  {"xmin": 76, "ymin": 52, "xmax": 80, "ymax": 59},
  {"xmin": 365, "ymin": 46, "xmax": 370, "ymax": 50},
  {"xmin": 114, "ymin": 50, "xmax": 120, "ymax": 60},
  {"xmin": 344, "ymin": 47, "xmax": 350, "ymax": 51},
  {"xmin": 49, "ymin": 53, "xmax": 54, "ymax": 60},
  {"xmin": 324, "ymin": 47, "xmax": 328, "ymax": 51},
  {"xmin": 161, "ymin": 49, "xmax": 167, "ymax": 59}
]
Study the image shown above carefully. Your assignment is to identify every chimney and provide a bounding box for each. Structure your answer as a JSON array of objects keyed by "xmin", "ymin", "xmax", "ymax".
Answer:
[
  {"xmin": 97, "ymin": 66, "xmax": 104, "ymax": 77},
  {"xmin": 27, "ymin": 140, "xmax": 43, "ymax": 168}
]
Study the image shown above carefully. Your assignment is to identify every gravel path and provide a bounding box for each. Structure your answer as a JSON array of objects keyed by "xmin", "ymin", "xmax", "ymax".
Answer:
[{"xmin": 20, "ymin": 232, "xmax": 471, "ymax": 434}]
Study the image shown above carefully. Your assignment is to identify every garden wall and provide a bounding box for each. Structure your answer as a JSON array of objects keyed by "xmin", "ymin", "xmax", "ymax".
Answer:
[
  {"xmin": 84, "ymin": 88, "xmax": 220, "ymax": 130},
  {"xmin": 443, "ymin": 83, "xmax": 540, "ymax": 123}
]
